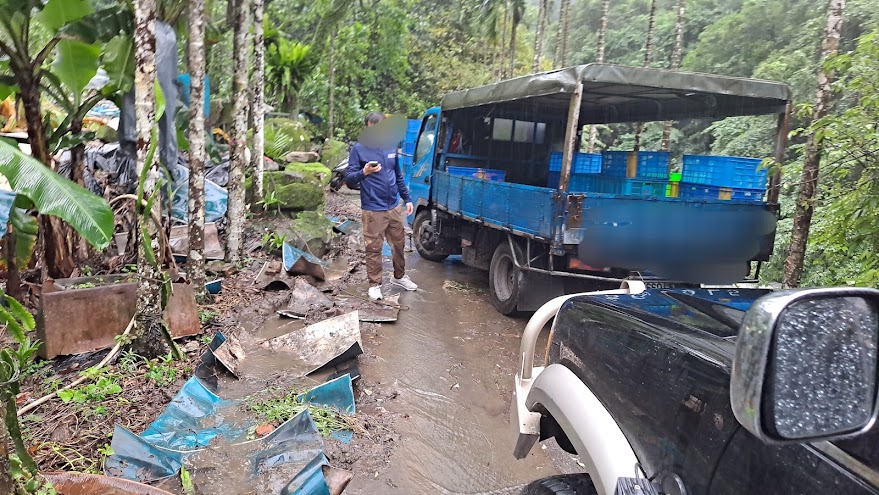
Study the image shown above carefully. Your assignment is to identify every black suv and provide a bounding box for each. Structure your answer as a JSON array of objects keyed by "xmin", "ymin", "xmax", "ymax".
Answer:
[{"xmin": 511, "ymin": 283, "xmax": 879, "ymax": 495}]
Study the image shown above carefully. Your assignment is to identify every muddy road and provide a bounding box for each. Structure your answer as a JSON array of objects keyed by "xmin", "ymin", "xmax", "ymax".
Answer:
[{"xmin": 344, "ymin": 251, "xmax": 571, "ymax": 493}]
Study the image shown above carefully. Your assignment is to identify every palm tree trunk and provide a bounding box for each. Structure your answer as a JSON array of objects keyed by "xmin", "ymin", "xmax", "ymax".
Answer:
[
  {"xmin": 532, "ymin": 0, "xmax": 548, "ymax": 72},
  {"xmin": 509, "ymin": 17, "xmax": 519, "ymax": 77},
  {"xmin": 588, "ymin": 0, "xmax": 610, "ymax": 152},
  {"xmin": 227, "ymin": 0, "xmax": 251, "ymax": 262},
  {"xmin": 188, "ymin": 0, "xmax": 207, "ymax": 302},
  {"xmin": 661, "ymin": 0, "xmax": 686, "ymax": 151},
  {"xmin": 328, "ymin": 31, "xmax": 336, "ymax": 139},
  {"xmin": 556, "ymin": 0, "xmax": 571, "ymax": 68},
  {"xmin": 133, "ymin": 0, "xmax": 165, "ymax": 358},
  {"xmin": 783, "ymin": 0, "xmax": 845, "ymax": 288},
  {"xmin": 633, "ymin": 0, "xmax": 657, "ymax": 151},
  {"xmin": 251, "ymin": 0, "xmax": 266, "ymax": 208},
  {"xmin": 500, "ymin": 1, "xmax": 509, "ymax": 79}
]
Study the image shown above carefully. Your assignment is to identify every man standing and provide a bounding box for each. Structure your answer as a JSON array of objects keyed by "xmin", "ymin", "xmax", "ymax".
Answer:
[{"xmin": 345, "ymin": 112, "xmax": 418, "ymax": 301}]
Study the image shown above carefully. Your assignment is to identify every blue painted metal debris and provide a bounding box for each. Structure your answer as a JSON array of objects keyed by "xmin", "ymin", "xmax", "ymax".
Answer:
[
  {"xmin": 206, "ymin": 279, "xmax": 222, "ymax": 294},
  {"xmin": 104, "ymin": 374, "xmax": 357, "ymax": 491},
  {"xmin": 283, "ymin": 242, "xmax": 326, "ymax": 280}
]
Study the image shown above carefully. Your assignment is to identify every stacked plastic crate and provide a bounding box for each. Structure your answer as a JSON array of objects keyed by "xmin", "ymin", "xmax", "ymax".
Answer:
[
  {"xmin": 601, "ymin": 151, "xmax": 671, "ymax": 197},
  {"xmin": 679, "ymin": 155, "xmax": 768, "ymax": 203},
  {"xmin": 547, "ymin": 152, "xmax": 606, "ymax": 190}
]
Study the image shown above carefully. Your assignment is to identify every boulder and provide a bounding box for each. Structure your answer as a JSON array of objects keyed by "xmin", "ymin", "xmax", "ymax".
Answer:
[
  {"xmin": 261, "ymin": 166, "xmax": 328, "ymax": 211},
  {"xmin": 321, "ymin": 139, "xmax": 348, "ymax": 168},
  {"xmin": 285, "ymin": 150, "xmax": 321, "ymax": 163},
  {"xmin": 285, "ymin": 162, "xmax": 331, "ymax": 186},
  {"xmin": 287, "ymin": 210, "xmax": 335, "ymax": 257}
]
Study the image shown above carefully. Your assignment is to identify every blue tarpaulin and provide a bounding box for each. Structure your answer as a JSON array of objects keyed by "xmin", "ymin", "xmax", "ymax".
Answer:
[
  {"xmin": 169, "ymin": 163, "xmax": 228, "ymax": 223},
  {"xmin": 105, "ymin": 373, "xmax": 356, "ymax": 492},
  {"xmin": 0, "ymin": 190, "xmax": 16, "ymax": 238}
]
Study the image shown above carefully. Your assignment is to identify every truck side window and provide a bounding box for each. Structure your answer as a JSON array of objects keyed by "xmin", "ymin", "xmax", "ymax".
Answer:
[{"xmin": 414, "ymin": 115, "xmax": 437, "ymax": 164}]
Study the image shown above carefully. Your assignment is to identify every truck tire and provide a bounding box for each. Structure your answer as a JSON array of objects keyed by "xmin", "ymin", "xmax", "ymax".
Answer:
[
  {"xmin": 522, "ymin": 474, "xmax": 598, "ymax": 495},
  {"xmin": 413, "ymin": 210, "xmax": 448, "ymax": 262},
  {"xmin": 489, "ymin": 241, "xmax": 522, "ymax": 314},
  {"xmin": 521, "ymin": 475, "xmax": 598, "ymax": 495}
]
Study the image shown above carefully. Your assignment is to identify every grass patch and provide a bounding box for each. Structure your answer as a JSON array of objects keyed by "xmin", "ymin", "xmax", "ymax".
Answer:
[{"xmin": 245, "ymin": 388, "xmax": 364, "ymax": 438}]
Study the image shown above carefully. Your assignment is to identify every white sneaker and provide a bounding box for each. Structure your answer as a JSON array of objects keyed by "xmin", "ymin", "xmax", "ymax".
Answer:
[
  {"xmin": 368, "ymin": 285, "xmax": 383, "ymax": 301},
  {"xmin": 391, "ymin": 275, "xmax": 418, "ymax": 291}
]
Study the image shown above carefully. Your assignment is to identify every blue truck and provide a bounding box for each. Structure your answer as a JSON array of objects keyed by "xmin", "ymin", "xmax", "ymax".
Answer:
[{"xmin": 401, "ymin": 64, "xmax": 792, "ymax": 314}]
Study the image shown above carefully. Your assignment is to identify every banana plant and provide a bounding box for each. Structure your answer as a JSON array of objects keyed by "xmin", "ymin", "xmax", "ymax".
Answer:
[{"xmin": 0, "ymin": 139, "xmax": 114, "ymax": 251}]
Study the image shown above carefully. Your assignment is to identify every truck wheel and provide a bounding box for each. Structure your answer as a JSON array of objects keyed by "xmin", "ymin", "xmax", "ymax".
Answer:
[
  {"xmin": 413, "ymin": 210, "xmax": 448, "ymax": 262},
  {"xmin": 489, "ymin": 241, "xmax": 522, "ymax": 314},
  {"xmin": 521, "ymin": 475, "xmax": 598, "ymax": 495}
]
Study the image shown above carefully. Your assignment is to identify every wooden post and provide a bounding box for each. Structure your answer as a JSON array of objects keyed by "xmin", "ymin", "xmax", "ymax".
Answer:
[{"xmin": 559, "ymin": 83, "xmax": 584, "ymax": 193}]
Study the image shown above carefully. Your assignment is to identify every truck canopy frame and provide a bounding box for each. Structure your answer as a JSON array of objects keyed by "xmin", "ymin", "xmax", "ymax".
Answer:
[{"xmin": 441, "ymin": 64, "xmax": 792, "ymax": 124}]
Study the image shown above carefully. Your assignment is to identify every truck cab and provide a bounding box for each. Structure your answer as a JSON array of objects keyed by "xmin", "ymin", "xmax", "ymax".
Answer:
[{"xmin": 403, "ymin": 64, "xmax": 790, "ymax": 314}]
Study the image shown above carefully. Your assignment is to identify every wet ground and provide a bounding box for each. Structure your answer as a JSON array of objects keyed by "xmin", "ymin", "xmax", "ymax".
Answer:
[
  {"xmin": 343, "ymin": 254, "xmax": 561, "ymax": 494},
  {"xmin": 323, "ymin": 190, "xmax": 584, "ymax": 494}
]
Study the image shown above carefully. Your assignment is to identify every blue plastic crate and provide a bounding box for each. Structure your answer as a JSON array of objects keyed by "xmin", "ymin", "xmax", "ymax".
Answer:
[
  {"xmin": 447, "ymin": 166, "xmax": 505, "ymax": 181},
  {"xmin": 682, "ymin": 155, "xmax": 767, "ymax": 189},
  {"xmin": 403, "ymin": 142, "xmax": 415, "ymax": 154},
  {"xmin": 601, "ymin": 151, "xmax": 670, "ymax": 179},
  {"xmin": 549, "ymin": 172, "xmax": 622, "ymax": 194},
  {"xmin": 407, "ymin": 119, "xmax": 421, "ymax": 133},
  {"xmin": 622, "ymin": 178, "xmax": 668, "ymax": 198},
  {"xmin": 678, "ymin": 182, "xmax": 764, "ymax": 203},
  {"xmin": 549, "ymin": 152, "xmax": 602, "ymax": 173},
  {"xmin": 601, "ymin": 151, "xmax": 631, "ymax": 178},
  {"xmin": 572, "ymin": 175, "xmax": 622, "ymax": 194},
  {"xmin": 637, "ymin": 151, "xmax": 671, "ymax": 179}
]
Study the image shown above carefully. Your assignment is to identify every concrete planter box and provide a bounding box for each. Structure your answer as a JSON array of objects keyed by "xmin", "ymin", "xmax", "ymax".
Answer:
[{"xmin": 37, "ymin": 274, "xmax": 201, "ymax": 359}]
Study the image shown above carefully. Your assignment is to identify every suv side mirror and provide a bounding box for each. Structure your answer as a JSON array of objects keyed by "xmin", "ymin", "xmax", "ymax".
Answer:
[{"xmin": 731, "ymin": 288, "xmax": 879, "ymax": 444}]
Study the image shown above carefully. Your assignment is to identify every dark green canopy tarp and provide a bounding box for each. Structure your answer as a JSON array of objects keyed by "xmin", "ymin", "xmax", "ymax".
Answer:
[{"xmin": 440, "ymin": 64, "xmax": 792, "ymax": 124}]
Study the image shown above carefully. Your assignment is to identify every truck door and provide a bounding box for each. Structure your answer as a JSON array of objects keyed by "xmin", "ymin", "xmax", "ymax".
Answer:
[{"xmin": 405, "ymin": 107, "xmax": 440, "ymax": 225}]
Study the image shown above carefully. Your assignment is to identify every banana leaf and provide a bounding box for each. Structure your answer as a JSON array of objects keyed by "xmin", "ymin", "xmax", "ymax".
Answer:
[{"xmin": 0, "ymin": 139, "xmax": 114, "ymax": 250}]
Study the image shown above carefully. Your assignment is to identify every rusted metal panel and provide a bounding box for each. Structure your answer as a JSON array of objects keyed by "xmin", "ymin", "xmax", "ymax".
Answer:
[{"xmin": 37, "ymin": 275, "xmax": 201, "ymax": 359}]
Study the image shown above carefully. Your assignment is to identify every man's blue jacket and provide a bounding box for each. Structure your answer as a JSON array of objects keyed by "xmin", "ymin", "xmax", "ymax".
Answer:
[{"xmin": 345, "ymin": 143, "xmax": 412, "ymax": 212}]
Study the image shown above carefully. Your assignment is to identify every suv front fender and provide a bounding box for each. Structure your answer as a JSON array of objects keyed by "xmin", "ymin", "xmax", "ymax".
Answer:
[{"xmin": 523, "ymin": 364, "xmax": 640, "ymax": 495}]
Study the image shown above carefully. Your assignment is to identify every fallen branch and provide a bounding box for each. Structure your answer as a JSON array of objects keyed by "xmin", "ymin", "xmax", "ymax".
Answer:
[{"xmin": 17, "ymin": 315, "xmax": 136, "ymax": 417}]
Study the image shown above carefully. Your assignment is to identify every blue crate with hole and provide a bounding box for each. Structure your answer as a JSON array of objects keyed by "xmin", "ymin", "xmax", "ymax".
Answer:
[
  {"xmin": 601, "ymin": 151, "xmax": 670, "ymax": 179},
  {"xmin": 403, "ymin": 141, "xmax": 416, "ymax": 154},
  {"xmin": 447, "ymin": 166, "xmax": 506, "ymax": 181},
  {"xmin": 622, "ymin": 178, "xmax": 668, "ymax": 198},
  {"xmin": 678, "ymin": 183, "xmax": 764, "ymax": 203},
  {"xmin": 681, "ymin": 154, "xmax": 767, "ymax": 189},
  {"xmin": 549, "ymin": 152, "xmax": 602, "ymax": 174}
]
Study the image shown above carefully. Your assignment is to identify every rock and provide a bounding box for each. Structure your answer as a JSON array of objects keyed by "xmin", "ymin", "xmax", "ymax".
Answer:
[
  {"xmin": 264, "ymin": 156, "xmax": 280, "ymax": 171},
  {"xmin": 284, "ymin": 162, "xmax": 331, "ymax": 186},
  {"xmin": 255, "ymin": 423, "xmax": 275, "ymax": 437},
  {"xmin": 182, "ymin": 341, "xmax": 200, "ymax": 354},
  {"xmin": 321, "ymin": 139, "xmax": 348, "ymax": 168},
  {"xmin": 285, "ymin": 150, "xmax": 321, "ymax": 163},
  {"xmin": 287, "ymin": 210, "xmax": 336, "ymax": 257},
  {"xmin": 206, "ymin": 261, "xmax": 239, "ymax": 277},
  {"xmin": 263, "ymin": 170, "xmax": 326, "ymax": 212}
]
